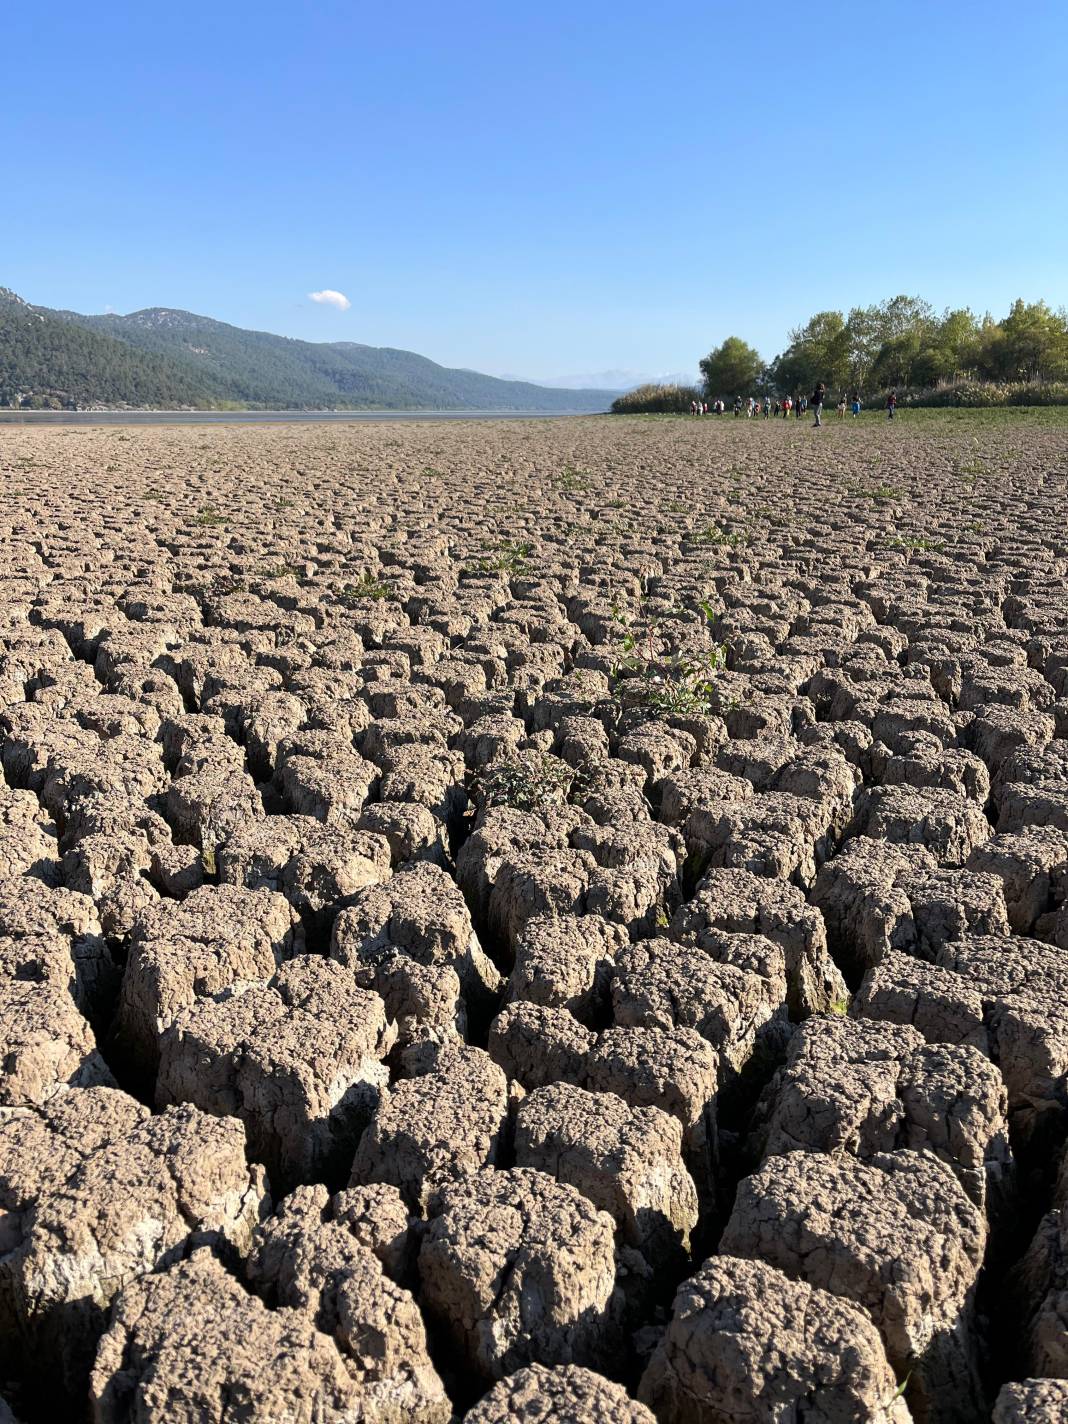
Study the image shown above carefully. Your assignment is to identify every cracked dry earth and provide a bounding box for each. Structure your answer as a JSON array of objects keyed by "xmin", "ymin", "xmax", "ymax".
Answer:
[{"xmin": 0, "ymin": 412, "xmax": 1067, "ymax": 1424}]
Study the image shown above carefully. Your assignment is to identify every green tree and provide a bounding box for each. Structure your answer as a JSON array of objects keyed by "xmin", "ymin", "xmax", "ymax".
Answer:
[
  {"xmin": 870, "ymin": 328, "xmax": 926, "ymax": 389},
  {"xmin": 904, "ymin": 308, "xmax": 979, "ymax": 388},
  {"xmin": 844, "ymin": 296, "xmax": 934, "ymax": 391},
  {"xmin": 990, "ymin": 300, "xmax": 1068, "ymax": 381},
  {"xmin": 770, "ymin": 310, "xmax": 849, "ymax": 394},
  {"xmin": 699, "ymin": 337, "xmax": 764, "ymax": 400}
]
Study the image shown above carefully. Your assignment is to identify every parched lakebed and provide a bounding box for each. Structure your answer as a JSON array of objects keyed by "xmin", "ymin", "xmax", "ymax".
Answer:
[{"xmin": 1, "ymin": 410, "xmax": 1067, "ymax": 1423}]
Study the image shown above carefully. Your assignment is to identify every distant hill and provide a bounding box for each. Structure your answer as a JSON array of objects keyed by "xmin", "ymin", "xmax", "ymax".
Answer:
[
  {"xmin": 0, "ymin": 288, "xmax": 612, "ymax": 412},
  {"xmin": 0, "ymin": 289, "xmax": 212, "ymax": 409},
  {"xmin": 515, "ymin": 369, "xmax": 697, "ymax": 391}
]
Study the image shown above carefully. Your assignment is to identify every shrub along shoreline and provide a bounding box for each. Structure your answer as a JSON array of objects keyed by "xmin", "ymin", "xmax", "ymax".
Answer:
[
  {"xmin": 612, "ymin": 379, "xmax": 1068, "ymax": 415},
  {"xmin": 612, "ymin": 296, "xmax": 1068, "ymax": 413}
]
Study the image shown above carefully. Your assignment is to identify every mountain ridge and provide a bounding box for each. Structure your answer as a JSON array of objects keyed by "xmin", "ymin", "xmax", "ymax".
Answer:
[{"xmin": 0, "ymin": 289, "xmax": 614, "ymax": 412}]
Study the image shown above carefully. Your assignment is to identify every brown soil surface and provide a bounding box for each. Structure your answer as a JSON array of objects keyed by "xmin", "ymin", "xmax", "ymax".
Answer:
[{"xmin": 1, "ymin": 412, "xmax": 1067, "ymax": 1420}]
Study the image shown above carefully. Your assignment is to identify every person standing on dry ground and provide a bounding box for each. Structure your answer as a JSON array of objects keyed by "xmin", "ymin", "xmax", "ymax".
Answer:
[
  {"xmin": 887, "ymin": 391, "xmax": 897, "ymax": 419},
  {"xmin": 811, "ymin": 382, "xmax": 826, "ymax": 427},
  {"xmin": 782, "ymin": 396, "xmax": 792, "ymax": 418},
  {"xmin": 836, "ymin": 394, "xmax": 847, "ymax": 418},
  {"xmin": 852, "ymin": 395, "xmax": 862, "ymax": 417}
]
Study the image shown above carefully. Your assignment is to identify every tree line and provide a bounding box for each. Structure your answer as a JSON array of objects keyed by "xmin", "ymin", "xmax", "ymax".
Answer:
[{"xmin": 612, "ymin": 297, "xmax": 1068, "ymax": 412}]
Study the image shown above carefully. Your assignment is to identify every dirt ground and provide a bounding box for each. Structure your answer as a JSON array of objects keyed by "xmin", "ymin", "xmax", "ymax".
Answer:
[{"xmin": 1, "ymin": 410, "xmax": 1067, "ymax": 1423}]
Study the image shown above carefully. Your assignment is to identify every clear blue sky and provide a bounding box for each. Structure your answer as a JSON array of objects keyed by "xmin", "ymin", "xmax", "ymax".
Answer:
[{"xmin": 5, "ymin": 0, "xmax": 1066, "ymax": 382}]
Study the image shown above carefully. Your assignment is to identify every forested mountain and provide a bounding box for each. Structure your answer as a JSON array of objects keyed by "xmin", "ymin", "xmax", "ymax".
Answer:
[
  {"xmin": 0, "ymin": 289, "xmax": 612, "ymax": 411},
  {"xmin": 0, "ymin": 289, "xmax": 213, "ymax": 408}
]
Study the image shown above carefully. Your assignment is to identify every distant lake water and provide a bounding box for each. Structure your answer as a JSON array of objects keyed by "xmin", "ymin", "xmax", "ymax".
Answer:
[{"xmin": 0, "ymin": 408, "xmax": 603, "ymax": 426}]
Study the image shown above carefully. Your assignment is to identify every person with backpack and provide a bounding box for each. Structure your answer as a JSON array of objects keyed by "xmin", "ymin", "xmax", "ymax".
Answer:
[
  {"xmin": 886, "ymin": 391, "xmax": 897, "ymax": 419},
  {"xmin": 811, "ymin": 382, "xmax": 826, "ymax": 427}
]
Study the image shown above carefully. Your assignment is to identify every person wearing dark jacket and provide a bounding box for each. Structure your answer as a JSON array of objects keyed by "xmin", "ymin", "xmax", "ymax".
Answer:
[{"xmin": 811, "ymin": 382, "xmax": 826, "ymax": 427}]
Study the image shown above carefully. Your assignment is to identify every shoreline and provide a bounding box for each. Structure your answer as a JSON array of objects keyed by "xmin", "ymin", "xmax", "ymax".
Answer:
[{"xmin": 0, "ymin": 407, "xmax": 607, "ymax": 427}]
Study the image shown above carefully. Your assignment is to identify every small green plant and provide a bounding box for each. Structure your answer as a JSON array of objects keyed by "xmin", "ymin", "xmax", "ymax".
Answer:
[
  {"xmin": 829, "ymin": 995, "xmax": 849, "ymax": 1016},
  {"xmin": 469, "ymin": 539, "xmax": 532, "ymax": 576},
  {"xmin": 337, "ymin": 574, "xmax": 390, "ymax": 603},
  {"xmin": 886, "ymin": 536, "xmax": 945, "ymax": 553},
  {"xmin": 615, "ymin": 646, "xmax": 729, "ymax": 716},
  {"xmin": 953, "ymin": 436, "xmax": 986, "ymax": 478},
  {"xmin": 885, "ymin": 1371, "xmax": 912, "ymax": 1410},
  {"xmin": 610, "ymin": 595, "xmax": 730, "ymax": 715},
  {"xmin": 195, "ymin": 505, "xmax": 227, "ymax": 526},
  {"xmin": 473, "ymin": 752, "xmax": 573, "ymax": 813},
  {"xmin": 869, "ymin": 484, "xmax": 903, "ymax": 502},
  {"xmin": 552, "ymin": 464, "xmax": 590, "ymax": 492},
  {"xmin": 692, "ymin": 522, "xmax": 750, "ymax": 548}
]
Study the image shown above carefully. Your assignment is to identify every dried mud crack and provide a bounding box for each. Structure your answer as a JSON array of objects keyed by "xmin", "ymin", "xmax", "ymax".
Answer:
[{"xmin": 0, "ymin": 412, "xmax": 1067, "ymax": 1422}]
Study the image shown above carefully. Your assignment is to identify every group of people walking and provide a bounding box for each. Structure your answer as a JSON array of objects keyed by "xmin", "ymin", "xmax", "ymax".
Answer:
[{"xmin": 691, "ymin": 389, "xmax": 899, "ymax": 425}]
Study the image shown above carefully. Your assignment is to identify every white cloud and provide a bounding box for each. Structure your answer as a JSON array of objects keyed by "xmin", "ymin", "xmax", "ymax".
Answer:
[{"xmin": 308, "ymin": 289, "xmax": 351, "ymax": 311}]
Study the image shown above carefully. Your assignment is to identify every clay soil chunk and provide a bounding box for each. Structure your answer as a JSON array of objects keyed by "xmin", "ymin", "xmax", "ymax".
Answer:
[
  {"xmin": 115, "ymin": 883, "xmax": 301, "ymax": 1074},
  {"xmin": 992, "ymin": 1379, "xmax": 1068, "ymax": 1422},
  {"xmin": 351, "ymin": 1044, "xmax": 509, "ymax": 1211},
  {"xmin": 332, "ymin": 861, "xmax": 502, "ymax": 1018},
  {"xmin": 847, "ymin": 784, "xmax": 991, "ymax": 866},
  {"xmin": 505, "ymin": 912, "xmax": 628, "ymax": 1022},
  {"xmin": 671, "ymin": 866, "xmax": 845, "ymax": 1016},
  {"xmin": 157, "ymin": 955, "xmax": 394, "ymax": 1189},
  {"xmin": 465, "ymin": 1364, "xmax": 655, "ymax": 1423},
  {"xmin": 638, "ymin": 1255, "xmax": 912, "ymax": 1423},
  {"xmin": 246, "ymin": 1185, "xmax": 450, "ymax": 1422},
  {"xmin": 0, "ymin": 784, "xmax": 57, "ymax": 880},
  {"xmin": 513, "ymin": 1081, "xmax": 698, "ymax": 1263},
  {"xmin": 753, "ymin": 1013, "xmax": 1011, "ymax": 1209},
  {"xmin": 0, "ymin": 1089, "xmax": 267, "ymax": 1404},
  {"xmin": 418, "ymin": 1166, "xmax": 620, "ymax": 1381},
  {"xmin": 0, "ymin": 973, "xmax": 116, "ymax": 1106},
  {"xmin": 609, "ymin": 936, "xmax": 786, "ymax": 1087},
  {"xmin": 811, "ymin": 838, "xmax": 1010, "ymax": 982},
  {"xmin": 720, "ymin": 1150, "xmax": 986, "ymax": 1422},
  {"xmin": 89, "ymin": 1251, "xmax": 373, "ymax": 1424},
  {"xmin": 217, "ymin": 813, "xmax": 391, "ymax": 934}
]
